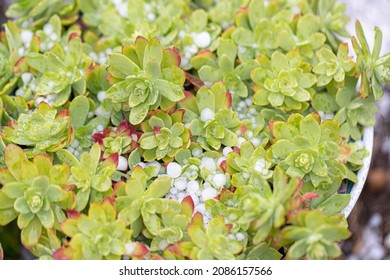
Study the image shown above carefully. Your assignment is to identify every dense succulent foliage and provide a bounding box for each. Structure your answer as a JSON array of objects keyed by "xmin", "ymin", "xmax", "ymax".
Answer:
[{"xmin": 0, "ymin": 0, "xmax": 390, "ymax": 260}]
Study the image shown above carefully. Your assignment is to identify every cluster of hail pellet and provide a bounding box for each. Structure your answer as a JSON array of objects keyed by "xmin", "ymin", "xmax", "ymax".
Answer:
[
  {"xmin": 35, "ymin": 92, "xmax": 60, "ymax": 106},
  {"xmin": 318, "ymin": 111, "xmax": 335, "ymax": 123},
  {"xmin": 66, "ymin": 139, "xmax": 84, "ymax": 158},
  {"xmin": 39, "ymin": 23, "xmax": 59, "ymax": 52},
  {"xmin": 111, "ymin": 0, "xmax": 129, "ymax": 18},
  {"xmin": 179, "ymin": 30, "xmax": 212, "ymax": 68},
  {"xmin": 163, "ymin": 147, "xmax": 233, "ymax": 225},
  {"xmin": 19, "ymin": 28, "xmax": 33, "ymax": 57},
  {"xmin": 15, "ymin": 72, "xmax": 36, "ymax": 97},
  {"xmin": 88, "ymin": 48, "xmax": 113, "ymax": 65},
  {"xmin": 234, "ymin": 98, "xmax": 262, "ymax": 148}
]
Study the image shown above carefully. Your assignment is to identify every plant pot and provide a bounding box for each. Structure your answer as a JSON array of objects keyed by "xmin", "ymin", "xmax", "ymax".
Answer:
[{"xmin": 342, "ymin": 126, "xmax": 374, "ymax": 217}]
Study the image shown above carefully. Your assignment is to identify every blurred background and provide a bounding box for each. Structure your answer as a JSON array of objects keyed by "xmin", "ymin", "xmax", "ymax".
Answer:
[{"xmin": 1, "ymin": 0, "xmax": 390, "ymax": 259}]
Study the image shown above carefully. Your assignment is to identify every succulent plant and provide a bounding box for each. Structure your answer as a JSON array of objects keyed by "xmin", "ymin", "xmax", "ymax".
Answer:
[
  {"xmin": 115, "ymin": 166, "xmax": 173, "ymax": 237},
  {"xmin": 251, "ymin": 49, "xmax": 317, "ymax": 111},
  {"xmin": 138, "ymin": 110, "xmax": 190, "ymax": 162},
  {"xmin": 2, "ymin": 102, "xmax": 73, "ymax": 155},
  {"xmin": 352, "ymin": 20, "xmax": 390, "ymax": 100},
  {"xmin": 191, "ymin": 38, "xmax": 258, "ymax": 97},
  {"xmin": 231, "ymin": 0, "xmax": 327, "ymax": 61},
  {"xmin": 0, "ymin": 144, "xmax": 74, "ymax": 247},
  {"xmin": 313, "ymin": 43, "xmax": 355, "ymax": 87},
  {"xmin": 55, "ymin": 199, "xmax": 132, "ymax": 260},
  {"xmin": 280, "ymin": 210, "xmax": 351, "ymax": 260},
  {"xmin": 26, "ymin": 33, "xmax": 92, "ymax": 107},
  {"xmin": 1, "ymin": 0, "xmax": 389, "ymax": 262},
  {"xmin": 106, "ymin": 36, "xmax": 185, "ymax": 125},
  {"xmin": 93, "ymin": 120, "xmax": 141, "ymax": 159},
  {"xmin": 227, "ymin": 141, "xmax": 273, "ymax": 187},
  {"xmin": 179, "ymin": 83, "xmax": 242, "ymax": 150},
  {"xmin": 311, "ymin": 0, "xmax": 350, "ymax": 50},
  {"xmin": 56, "ymin": 143, "xmax": 118, "ymax": 211},
  {"xmin": 267, "ymin": 113, "xmax": 353, "ymax": 189},
  {"xmin": 312, "ymin": 76, "xmax": 377, "ymax": 141},
  {"xmin": 169, "ymin": 213, "xmax": 243, "ymax": 260},
  {"xmin": 6, "ymin": 0, "xmax": 79, "ymax": 27},
  {"xmin": 236, "ymin": 167, "xmax": 308, "ymax": 244}
]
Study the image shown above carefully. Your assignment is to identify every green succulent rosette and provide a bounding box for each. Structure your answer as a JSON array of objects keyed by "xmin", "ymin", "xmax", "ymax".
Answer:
[
  {"xmin": 6, "ymin": 0, "xmax": 79, "ymax": 27},
  {"xmin": 54, "ymin": 199, "xmax": 132, "ymax": 260},
  {"xmin": 0, "ymin": 144, "xmax": 74, "ymax": 248},
  {"xmin": 280, "ymin": 210, "xmax": 351, "ymax": 260},
  {"xmin": 138, "ymin": 110, "xmax": 191, "ymax": 162},
  {"xmin": 251, "ymin": 49, "xmax": 317, "ymax": 111},
  {"xmin": 191, "ymin": 38, "xmax": 258, "ymax": 98},
  {"xmin": 116, "ymin": 167, "xmax": 196, "ymax": 253},
  {"xmin": 26, "ymin": 33, "xmax": 92, "ymax": 107},
  {"xmin": 267, "ymin": 113, "xmax": 355, "ymax": 190},
  {"xmin": 56, "ymin": 143, "xmax": 118, "ymax": 211},
  {"xmin": 227, "ymin": 141, "xmax": 273, "ymax": 187},
  {"xmin": 179, "ymin": 82, "xmax": 242, "ymax": 150},
  {"xmin": 312, "ymin": 76, "xmax": 377, "ymax": 141},
  {"xmin": 168, "ymin": 213, "xmax": 243, "ymax": 260},
  {"xmin": 2, "ymin": 102, "xmax": 73, "ymax": 155},
  {"xmin": 106, "ymin": 36, "xmax": 186, "ymax": 125}
]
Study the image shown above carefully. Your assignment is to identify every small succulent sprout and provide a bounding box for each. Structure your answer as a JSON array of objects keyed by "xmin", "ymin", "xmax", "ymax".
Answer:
[
  {"xmin": 280, "ymin": 210, "xmax": 351, "ymax": 260},
  {"xmin": 138, "ymin": 110, "xmax": 190, "ymax": 162},
  {"xmin": 2, "ymin": 102, "xmax": 73, "ymax": 155},
  {"xmin": 313, "ymin": 43, "xmax": 355, "ymax": 87},
  {"xmin": 56, "ymin": 143, "xmax": 118, "ymax": 211},
  {"xmin": 346, "ymin": 143, "xmax": 370, "ymax": 172},
  {"xmin": 56, "ymin": 199, "xmax": 132, "ymax": 260},
  {"xmin": 267, "ymin": 113, "xmax": 351, "ymax": 189},
  {"xmin": 0, "ymin": 144, "xmax": 74, "ymax": 248},
  {"xmin": 26, "ymin": 33, "xmax": 92, "ymax": 107},
  {"xmin": 106, "ymin": 36, "xmax": 186, "ymax": 125},
  {"xmin": 227, "ymin": 141, "xmax": 273, "ymax": 187},
  {"xmin": 170, "ymin": 213, "xmax": 243, "ymax": 260},
  {"xmin": 251, "ymin": 49, "xmax": 317, "ymax": 111},
  {"xmin": 93, "ymin": 120, "xmax": 141, "ymax": 159},
  {"xmin": 115, "ymin": 166, "xmax": 173, "ymax": 237},
  {"xmin": 191, "ymin": 38, "xmax": 258, "ymax": 97},
  {"xmin": 352, "ymin": 20, "xmax": 390, "ymax": 100},
  {"xmin": 6, "ymin": 0, "xmax": 79, "ymax": 27}
]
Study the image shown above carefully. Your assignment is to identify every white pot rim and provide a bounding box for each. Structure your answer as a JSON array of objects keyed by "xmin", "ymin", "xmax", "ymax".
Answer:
[{"xmin": 342, "ymin": 126, "xmax": 374, "ymax": 218}]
